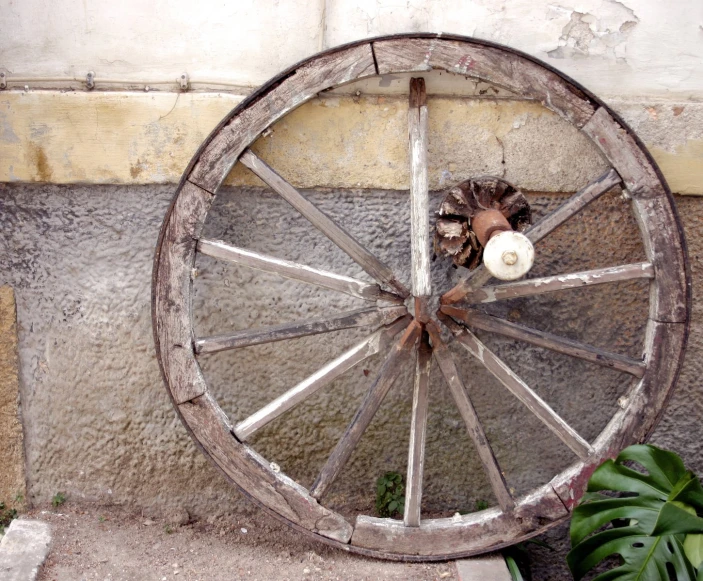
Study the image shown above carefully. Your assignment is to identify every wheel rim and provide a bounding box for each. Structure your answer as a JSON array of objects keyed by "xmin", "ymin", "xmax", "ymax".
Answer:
[{"xmin": 152, "ymin": 33, "xmax": 690, "ymax": 560}]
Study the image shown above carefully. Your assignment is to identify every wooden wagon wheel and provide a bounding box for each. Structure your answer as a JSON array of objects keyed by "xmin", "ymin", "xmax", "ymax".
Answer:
[{"xmin": 152, "ymin": 33, "xmax": 690, "ymax": 560}]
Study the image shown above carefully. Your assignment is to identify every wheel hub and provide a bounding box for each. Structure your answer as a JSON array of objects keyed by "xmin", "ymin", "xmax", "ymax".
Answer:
[{"xmin": 434, "ymin": 177, "xmax": 532, "ymax": 272}]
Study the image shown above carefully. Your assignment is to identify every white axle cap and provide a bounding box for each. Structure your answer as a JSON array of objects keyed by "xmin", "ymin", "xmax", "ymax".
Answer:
[{"xmin": 483, "ymin": 231, "xmax": 535, "ymax": 281}]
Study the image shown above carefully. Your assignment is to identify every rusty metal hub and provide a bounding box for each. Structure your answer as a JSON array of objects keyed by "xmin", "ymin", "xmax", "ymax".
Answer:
[{"xmin": 434, "ymin": 176, "xmax": 531, "ymax": 270}]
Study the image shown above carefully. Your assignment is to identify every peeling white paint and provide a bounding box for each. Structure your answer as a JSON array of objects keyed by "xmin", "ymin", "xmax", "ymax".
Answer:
[
  {"xmin": 0, "ymin": 0, "xmax": 701, "ymax": 99},
  {"xmin": 327, "ymin": 0, "xmax": 703, "ymax": 98},
  {"xmin": 546, "ymin": 0, "xmax": 639, "ymax": 62}
]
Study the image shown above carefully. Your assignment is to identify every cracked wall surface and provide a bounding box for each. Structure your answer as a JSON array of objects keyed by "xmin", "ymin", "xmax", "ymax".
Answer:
[
  {"xmin": 1, "ymin": 1, "xmax": 702, "ymax": 194},
  {"xmin": 546, "ymin": 2, "xmax": 639, "ymax": 62}
]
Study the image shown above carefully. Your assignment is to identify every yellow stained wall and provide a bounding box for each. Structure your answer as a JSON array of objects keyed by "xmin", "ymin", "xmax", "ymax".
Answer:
[
  {"xmin": 0, "ymin": 90, "xmax": 701, "ymax": 194},
  {"xmin": 0, "ymin": 286, "xmax": 25, "ymax": 509}
]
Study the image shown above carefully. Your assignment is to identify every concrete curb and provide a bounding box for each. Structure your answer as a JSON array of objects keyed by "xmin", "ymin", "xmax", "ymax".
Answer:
[
  {"xmin": 455, "ymin": 554, "xmax": 512, "ymax": 580},
  {"xmin": 0, "ymin": 519, "xmax": 52, "ymax": 581}
]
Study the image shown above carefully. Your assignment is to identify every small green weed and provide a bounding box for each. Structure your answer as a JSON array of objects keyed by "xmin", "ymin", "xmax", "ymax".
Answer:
[
  {"xmin": 0, "ymin": 502, "xmax": 18, "ymax": 535},
  {"xmin": 164, "ymin": 524, "xmax": 174, "ymax": 534},
  {"xmin": 375, "ymin": 472, "xmax": 405, "ymax": 518},
  {"xmin": 98, "ymin": 515, "xmax": 106, "ymax": 523},
  {"xmin": 52, "ymin": 492, "xmax": 66, "ymax": 507},
  {"xmin": 475, "ymin": 499, "xmax": 489, "ymax": 511}
]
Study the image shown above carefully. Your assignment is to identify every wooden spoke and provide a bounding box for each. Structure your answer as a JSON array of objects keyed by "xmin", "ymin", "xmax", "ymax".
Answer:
[
  {"xmin": 426, "ymin": 322, "xmax": 515, "ymax": 512},
  {"xmin": 195, "ymin": 305, "xmax": 407, "ymax": 355},
  {"xmin": 310, "ymin": 321, "xmax": 422, "ymax": 500},
  {"xmin": 462, "ymin": 262, "xmax": 653, "ymax": 305},
  {"xmin": 439, "ymin": 314, "xmax": 594, "ymax": 459},
  {"xmin": 240, "ymin": 150, "xmax": 410, "ymax": 298},
  {"xmin": 441, "ymin": 306, "xmax": 646, "ymax": 378},
  {"xmin": 440, "ymin": 169, "xmax": 622, "ymax": 305},
  {"xmin": 404, "ymin": 331, "xmax": 432, "ymax": 526},
  {"xmin": 408, "ymin": 78, "xmax": 431, "ymax": 299},
  {"xmin": 234, "ymin": 315, "xmax": 412, "ymax": 441},
  {"xmin": 524, "ymin": 169, "xmax": 621, "ymax": 244},
  {"xmin": 197, "ymin": 239, "xmax": 403, "ymax": 304}
]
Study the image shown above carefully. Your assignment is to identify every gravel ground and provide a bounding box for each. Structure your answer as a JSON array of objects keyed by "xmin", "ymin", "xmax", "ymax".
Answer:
[{"xmin": 32, "ymin": 502, "xmax": 459, "ymax": 581}]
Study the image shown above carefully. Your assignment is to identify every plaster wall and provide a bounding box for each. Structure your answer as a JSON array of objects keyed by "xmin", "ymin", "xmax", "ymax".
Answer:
[
  {"xmin": 0, "ymin": 181, "xmax": 694, "ymax": 511},
  {"xmin": 1, "ymin": 90, "xmax": 702, "ymax": 194},
  {"xmin": 1, "ymin": 0, "xmax": 702, "ymax": 99}
]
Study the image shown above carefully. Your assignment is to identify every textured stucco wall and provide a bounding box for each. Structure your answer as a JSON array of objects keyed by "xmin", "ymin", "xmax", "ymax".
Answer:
[
  {"xmin": 0, "ymin": 182, "xmax": 701, "ymax": 575},
  {"xmin": 0, "ymin": 181, "xmax": 669, "ymax": 509}
]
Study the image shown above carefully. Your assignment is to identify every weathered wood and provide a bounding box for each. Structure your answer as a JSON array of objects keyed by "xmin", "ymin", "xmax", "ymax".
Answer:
[
  {"xmin": 440, "ymin": 169, "xmax": 622, "ymax": 305},
  {"xmin": 523, "ymin": 169, "xmax": 621, "ymax": 244},
  {"xmin": 404, "ymin": 332, "xmax": 432, "ymax": 527},
  {"xmin": 582, "ymin": 108, "xmax": 688, "ymax": 322},
  {"xmin": 351, "ymin": 483, "xmax": 568, "ymax": 556},
  {"xmin": 195, "ymin": 305, "xmax": 407, "ymax": 355},
  {"xmin": 414, "ymin": 296, "xmax": 431, "ymax": 324},
  {"xmin": 439, "ymin": 314, "xmax": 593, "ymax": 459},
  {"xmin": 632, "ymin": 196, "xmax": 689, "ymax": 324},
  {"xmin": 234, "ymin": 315, "xmax": 412, "ymax": 441},
  {"xmin": 551, "ymin": 320, "xmax": 686, "ymax": 509},
  {"xmin": 426, "ymin": 322, "xmax": 514, "ymax": 513},
  {"xmin": 189, "ymin": 43, "xmax": 377, "ymax": 193},
  {"xmin": 240, "ymin": 150, "xmax": 410, "ymax": 298},
  {"xmin": 441, "ymin": 306, "xmax": 646, "ymax": 378},
  {"xmin": 462, "ymin": 263, "xmax": 654, "ymax": 305},
  {"xmin": 154, "ymin": 181, "xmax": 214, "ymax": 404},
  {"xmin": 583, "ymin": 108, "xmax": 662, "ymax": 198},
  {"xmin": 310, "ymin": 321, "xmax": 422, "ymax": 499},
  {"xmin": 179, "ymin": 393, "xmax": 353, "ymax": 542},
  {"xmin": 373, "ymin": 37, "xmax": 595, "ymax": 126},
  {"xmin": 197, "ymin": 238, "xmax": 403, "ymax": 304},
  {"xmin": 408, "ymin": 77, "xmax": 431, "ymax": 298}
]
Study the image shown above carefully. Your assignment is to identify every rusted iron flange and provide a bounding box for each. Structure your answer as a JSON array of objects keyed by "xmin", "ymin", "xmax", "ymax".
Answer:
[{"xmin": 434, "ymin": 176, "xmax": 531, "ymax": 269}]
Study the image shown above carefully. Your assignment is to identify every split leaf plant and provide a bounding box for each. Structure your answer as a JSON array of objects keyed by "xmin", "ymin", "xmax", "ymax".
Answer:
[{"xmin": 568, "ymin": 445, "xmax": 703, "ymax": 580}]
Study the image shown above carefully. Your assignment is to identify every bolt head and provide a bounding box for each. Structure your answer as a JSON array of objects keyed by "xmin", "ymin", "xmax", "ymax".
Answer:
[{"xmin": 501, "ymin": 250, "xmax": 518, "ymax": 265}]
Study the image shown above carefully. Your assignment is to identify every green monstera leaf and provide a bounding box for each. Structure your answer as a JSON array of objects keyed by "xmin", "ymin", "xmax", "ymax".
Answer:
[{"xmin": 568, "ymin": 445, "xmax": 703, "ymax": 580}]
